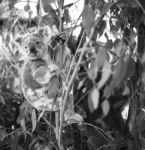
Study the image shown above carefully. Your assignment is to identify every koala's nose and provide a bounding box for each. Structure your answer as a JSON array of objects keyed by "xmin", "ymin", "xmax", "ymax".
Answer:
[{"xmin": 30, "ymin": 46, "xmax": 36, "ymax": 53}]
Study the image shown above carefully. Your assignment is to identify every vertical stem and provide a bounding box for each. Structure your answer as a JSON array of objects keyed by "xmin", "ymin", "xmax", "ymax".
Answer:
[
  {"xmin": 58, "ymin": 0, "xmax": 64, "ymax": 68},
  {"xmin": 58, "ymin": 3, "xmax": 115, "ymax": 149},
  {"xmin": 55, "ymin": 111, "xmax": 59, "ymax": 141},
  {"xmin": 58, "ymin": 41, "xmax": 89, "ymax": 150},
  {"xmin": 57, "ymin": 0, "xmax": 64, "ymax": 149},
  {"xmin": 58, "ymin": 0, "xmax": 64, "ymax": 32}
]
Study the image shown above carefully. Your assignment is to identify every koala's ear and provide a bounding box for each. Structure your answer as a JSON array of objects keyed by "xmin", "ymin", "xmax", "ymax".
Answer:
[
  {"xmin": 38, "ymin": 27, "xmax": 48, "ymax": 37},
  {"xmin": 15, "ymin": 37, "xmax": 22, "ymax": 45},
  {"xmin": 38, "ymin": 26, "xmax": 55, "ymax": 39}
]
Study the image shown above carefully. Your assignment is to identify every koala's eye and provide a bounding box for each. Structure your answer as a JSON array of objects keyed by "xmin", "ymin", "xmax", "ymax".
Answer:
[
  {"xmin": 36, "ymin": 41, "xmax": 40, "ymax": 45},
  {"xmin": 25, "ymin": 46, "xmax": 28, "ymax": 49}
]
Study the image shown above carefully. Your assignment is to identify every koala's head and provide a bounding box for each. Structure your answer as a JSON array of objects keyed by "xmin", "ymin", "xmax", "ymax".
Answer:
[{"xmin": 15, "ymin": 27, "xmax": 55, "ymax": 60}]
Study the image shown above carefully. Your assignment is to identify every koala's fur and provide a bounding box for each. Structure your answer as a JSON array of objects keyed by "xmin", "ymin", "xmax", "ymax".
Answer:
[{"xmin": 15, "ymin": 27, "xmax": 62, "ymax": 111}]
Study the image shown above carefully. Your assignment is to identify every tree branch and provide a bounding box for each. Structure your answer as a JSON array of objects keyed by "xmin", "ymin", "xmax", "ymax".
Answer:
[{"xmin": 58, "ymin": 2, "xmax": 116, "ymax": 150}]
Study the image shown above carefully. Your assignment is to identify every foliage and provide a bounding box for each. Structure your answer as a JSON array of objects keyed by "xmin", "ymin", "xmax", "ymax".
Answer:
[{"xmin": 0, "ymin": 0, "xmax": 145, "ymax": 150}]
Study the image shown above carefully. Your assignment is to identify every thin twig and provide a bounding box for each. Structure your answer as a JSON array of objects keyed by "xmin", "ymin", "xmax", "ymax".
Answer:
[
  {"xmin": 65, "ymin": 12, "xmax": 84, "ymax": 83},
  {"xmin": 95, "ymin": 144, "xmax": 114, "ymax": 150},
  {"xmin": 83, "ymin": 122, "xmax": 110, "ymax": 141},
  {"xmin": 55, "ymin": 111, "xmax": 59, "ymax": 140}
]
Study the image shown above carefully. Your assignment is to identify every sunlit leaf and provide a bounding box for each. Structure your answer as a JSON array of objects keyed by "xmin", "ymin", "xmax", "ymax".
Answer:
[
  {"xmin": 88, "ymin": 61, "xmax": 99, "ymax": 83},
  {"xmin": 77, "ymin": 79, "xmax": 85, "ymax": 90},
  {"xmin": 104, "ymin": 52, "xmax": 135, "ymax": 98},
  {"xmin": 88, "ymin": 88, "xmax": 100, "ymax": 112},
  {"xmin": 64, "ymin": 95, "xmax": 75, "ymax": 120},
  {"xmin": 20, "ymin": 119, "xmax": 26, "ymax": 131},
  {"xmin": 101, "ymin": 99, "xmax": 110, "ymax": 117},
  {"xmin": 122, "ymin": 84, "xmax": 130, "ymax": 95},
  {"xmin": 31, "ymin": 109, "xmax": 37, "ymax": 133},
  {"xmin": 97, "ymin": 61, "xmax": 112, "ymax": 89},
  {"xmin": 88, "ymin": 47, "xmax": 107, "ymax": 82},
  {"xmin": 38, "ymin": 109, "xmax": 45, "ymax": 121},
  {"xmin": 0, "ymin": 95, "xmax": 5, "ymax": 105}
]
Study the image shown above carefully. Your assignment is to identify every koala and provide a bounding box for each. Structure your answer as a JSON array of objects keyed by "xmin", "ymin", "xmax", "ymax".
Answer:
[
  {"xmin": 15, "ymin": 27, "xmax": 62, "ymax": 111},
  {"xmin": 14, "ymin": 26, "xmax": 82, "ymax": 123}
]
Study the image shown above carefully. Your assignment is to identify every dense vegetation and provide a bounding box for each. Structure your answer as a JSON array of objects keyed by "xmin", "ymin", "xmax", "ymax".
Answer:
[{"xmin": 0, "ymin": 0, "xmax": 145, "ymax": 150}]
